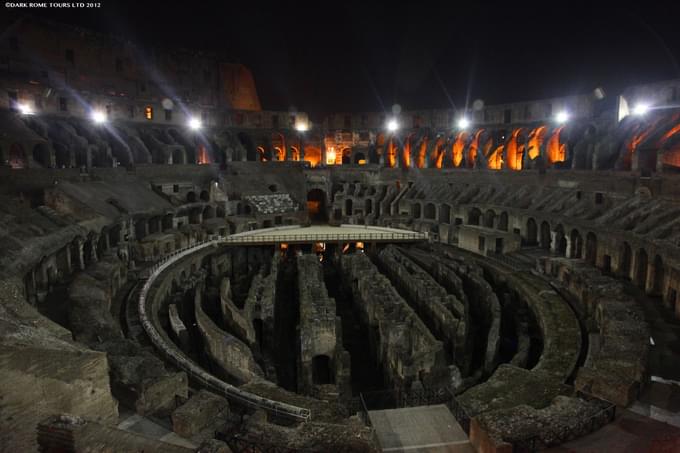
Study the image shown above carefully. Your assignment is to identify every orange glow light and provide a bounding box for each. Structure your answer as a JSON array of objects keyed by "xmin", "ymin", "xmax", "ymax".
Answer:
[{"xmin": 452, "ymin": 131, "xmax": 468, "ymax": 167}]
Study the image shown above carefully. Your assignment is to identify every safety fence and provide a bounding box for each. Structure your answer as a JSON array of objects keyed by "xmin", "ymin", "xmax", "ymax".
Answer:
[{"xmin": 137, "ymin": 235, "xmax": 311, "ymax": 422}]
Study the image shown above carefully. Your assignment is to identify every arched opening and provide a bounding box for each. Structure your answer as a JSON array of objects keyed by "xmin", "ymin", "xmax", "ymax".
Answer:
[
  {"xmin": 498, "ymin": 212, "xmax": 509, "ymax": 231},
  {"xmin": 9, "ymin": 143, "xmax": 27, "ymax": 169},
  {"xmin": 341, "ymin": 148, "xmax": 352, "ymax": 165},
  {"xmin": 187, "ymin": 191, "xmax": 197, "ymax": 203},
  {"xmin": 505, "ymin": 128, "xmax": 525, "ymax": 170},
  {"xmin": 54, "ymin": 143, "xmax": 70, "ymax": 168},
  {"xmin": 345, "ymin": 198, "xmax": 353, "ymax": 216},
  {"xmin": 365, "ymin": 199, "xmax": 373, "ymax": 215},
  {"xmin": 203, "ymin": 205, "xmax": 215, "ymax": 220},
  {"xmin": 189, "ymin": 208, "xmax": 201, "ymax": 224},
  {"xmin": 304, "ymin": 146, "xmax": 322, "ymax": 167},
  {"xmin": 307, "ymin": 189, "xmax": 327, "ymax": 223},
  {"xmin": 653, "ymin": 254, "xmax": 665, "ymax": 296},
  {"xmin": 312, "ymin": 355, "xmax": 333, "ymax": 385},
  {"xmin": 570, "ymin": 229, "xmax": 582, "ymax": 258},
  {"xmin": 554, "ymin": 225, "xmax": 567, "ymax": 256},
  {"xmin": 424, "ymin": 203, "xmax": 436, "ymax": 220},
  {"xmin": 620, "ymin": 242, "xmax": 632, "ymax": 279},
  {"xmin": 200, "ymin": 190, "xmax": 210, "ymax": 202},
  {"xmin": 440, "ymin": 204, "xmax": 451, "ymax": 224},
  {"xmin": 171, "ymin": 148, "xmax": 185, "ymax": 164},
  {"xmin": 585, "ymin": 232, "xmax": 597, "ymax": 265},
  {"xmin": 539, "ymin": 221, "xmax": 551, "ymax": 249},
  {"xmin": 450, "ymin": 132, "xmax": 466, "ymax": 167},
  {"xmin": 354, "ymin": 152, "xmax": 366, "ymax": 165},
  {"xmin": 238, "ymin": 132, "xmax": 257, "ymax": 161},
  {"xmin": 468, "ymin": 207, "xmax": 481, "ymax": 225},
  {"xmin": 483, "ymin": 209, "xmax": 496, "ymax": 228},
  {"xmin": 635, "ymin": 248, "xmax": 648, "ymax": 289},
  {"xmin": 412, "ymin": 203, "xmax": 422, "ymax": 219},
  {"xmin": 32, "ymin": 144, "xmax": 52, "ymax": 168},
  {"xmin": 162, "ymin": 214, "xmax": 174, "ymax": 231},
  {"xmin": 526, "ymin": 218, "xmax": 538, "ymax": 245}
]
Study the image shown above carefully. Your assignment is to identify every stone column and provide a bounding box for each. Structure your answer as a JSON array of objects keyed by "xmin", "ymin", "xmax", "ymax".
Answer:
[
  {"xmin": 76, "ymin": 240, "xmax": 86, "ymax": 270},
  {"xmin": 565, "ymin": 237, "xmax": 573, "ymax": 258},
  {"xmin": 550, "ymin": 232, "xmax": 558, "ymax": 254}
]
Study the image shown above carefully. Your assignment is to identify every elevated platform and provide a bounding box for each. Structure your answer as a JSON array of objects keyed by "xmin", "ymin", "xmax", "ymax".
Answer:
[
  {"xmin": 368, "ymin": 405, "xmax": 473, "ymax": 452},
  {"xmin": 222, "ymin": 224, "xmax": 428, "ymax": 245}
]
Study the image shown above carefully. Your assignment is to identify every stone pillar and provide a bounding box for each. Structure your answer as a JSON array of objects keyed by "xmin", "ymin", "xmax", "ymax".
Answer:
[
  {"xmin": 76, "ymin": 240, "xmax": 86, "ymax": 270},
  {"xmin": 550, "ymin": 232, "xmax": 558, "ymax": 254},
  {"xmin": 565, "ymin": 237, "xmax": 573, "ymax": 258},
  {"xmin": 321, "ymin": 141, "xmax": 327, "ymax": 166},
  {"xmin": 90, "ymin": 235, "xmax": 99, "ymax": 263}
]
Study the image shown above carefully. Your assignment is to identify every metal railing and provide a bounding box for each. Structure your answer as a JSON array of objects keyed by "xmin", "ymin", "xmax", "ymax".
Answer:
[
  {"xmin": 221, "ymin": 231, "xmax": 427, "ymax": 245},
  {"xmin": 137, "ymin": 234, "xmax": 311, "ymax": 422}
]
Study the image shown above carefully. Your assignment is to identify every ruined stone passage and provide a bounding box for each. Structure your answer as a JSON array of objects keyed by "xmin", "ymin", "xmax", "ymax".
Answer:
[
  {"xmin": 375, "ymin": 245, "xmax": 468, "ymax": 369},
  {"xmin": 296, "ymin": 254, "xmax": 351, "ymax": 398},
  {"xmin": 339, "ymin": 252, "xmax": 450, "ymax": 391}
]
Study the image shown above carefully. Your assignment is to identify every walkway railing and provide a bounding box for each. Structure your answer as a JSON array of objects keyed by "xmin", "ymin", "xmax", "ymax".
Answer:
[
  {"xmin": 221, "ymin": 231, "xmax": 427, "ymax": 245},
  {"xmin": 137, "ymin": 234, "xmax": 311, "ymax": 422}
]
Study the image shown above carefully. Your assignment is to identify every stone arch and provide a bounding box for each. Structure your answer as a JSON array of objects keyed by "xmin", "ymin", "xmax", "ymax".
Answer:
[
  {"xmin": 412, "ymin": 203, "xmax": 422, "ymax": 219},
  {"xmin": 171, "ymin": 147, "xmax": 186, "ymax": 164},
  {"xmin": 635, "ymin": 248, "xmax": 648, "ymax": 289},
  {"xmin": 468, "ymin": 207, "xmax": 481, "ymax": 225},
  {"xmin": 483, "ymin": 209, "xmax": 496, "ymax": 228},
  {"xmin": 526, "ymin": 218, "xmax": 538, "ymax": 245},
  {"xmin": 345, "ymin": 198, "xmax": 353, "ymax": 216},
  {"xmin": 54, "ymin": 143, "xmax": 71, "ymax": 168},
  {"xmin": 312, "ymin": 355, "xmax": 333, "ymax": 385},
  {"xmin": 238, "ymin": 132, "xmax": 257, "ymax": 161},
  {"xmin": 620, "ymin": 242, "xmax": 632, "ymax": 279},
  {"xmin": 439, "ymin": 204, "xmax": 451, "ymax": 224},
  {"xmin": 498, "ymin": 212, "xmax": 509, "ymax": 231},
  {"xmin": 652, "ymin": 254, "xmax": 665, "ymax": 296},
  {"xmin": 32, "ymin": 143, "xmax": 52, "ymax": 168},
  {"xmin": 307, "ymin": 189, "xmax": 327, "ymax": 222},
  {"xmin": 554, "ymin": 224, "xmax": 567, "ymax": 256},
  {"xmin": 200, "ymin": 190, "xmax": 210, "ymax": 202},
  {"xmin": 585, "ymin": 232, "xmax": 597, "ymax": 265},
  {"xmin": 8, "ymin": 143, "xmax": 27, "ymax": 169},
  {"xmin": 569, "ymin": 229, "xmax": 582, "ymax": 258},
  {"xmin": 424, "ymin": 203, "xmax": 436, "ymax": 220},
  {"xmin": 162, "ymin": 213, "xmax": 174, "ymax": 231},
  {"xmin": 539, "ymin": 220, "xmax": 551, "ymax": 249},
  {"xmin": 203, "ymin": 205, "xmax": 215, "ymax": 220}
]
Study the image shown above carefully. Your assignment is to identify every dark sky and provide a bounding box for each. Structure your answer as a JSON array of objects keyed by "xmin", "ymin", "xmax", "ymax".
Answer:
[{"xmin": 21, "ymin": 2, "xmax": 680, "ymax": 120}]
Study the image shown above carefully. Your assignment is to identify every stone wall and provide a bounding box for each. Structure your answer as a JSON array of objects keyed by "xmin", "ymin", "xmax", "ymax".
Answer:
[
  {"xmin": 539, "ymin": 256, "xmax": 649, "ymax": 406},
  {"xmin": 194, "ymin": 284, "xmax": 264, "ymax": 384},
  {"xmin": 296, "ymin": 254, "xmax": 351, "ymax": 398},
  {"xmin": 339, "ymin": 252, "xmax": 447, "ymax": 391}
]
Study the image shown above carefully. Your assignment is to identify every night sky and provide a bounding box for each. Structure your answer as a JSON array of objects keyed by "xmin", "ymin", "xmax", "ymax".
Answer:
[{"xmin": 19, "ymin": 2, "xmax": 680, "ymax": 120}]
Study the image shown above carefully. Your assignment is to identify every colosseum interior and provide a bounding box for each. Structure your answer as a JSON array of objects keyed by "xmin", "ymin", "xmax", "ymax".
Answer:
[{"xmin": 2, "ymin": 8, "xmax": 680, "ymax": 453}]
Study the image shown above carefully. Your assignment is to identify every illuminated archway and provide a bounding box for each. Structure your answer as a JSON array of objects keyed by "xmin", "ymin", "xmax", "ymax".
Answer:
[
  {"xmin": 431, "ymin": 137, "xmax": 446, "ymax": 169},
  {"xmin": 304, "ymin": 146, "xmax": 321, "ymax": 167},
  {"xmin": 527, "ymin": 126, "xmax": 547, "ymax": 160},
  {"xmin": 505, "ymin": 128, "xmax": 525, "ymax": 170},
  {"xmin": 416, "ymin": 136, "xmax": 428, "ymax": 168},
  {"xmin": 8, "ymin": 143, "xmax": 26, "ymax": 169},
  {"xmin": 466, "ymin": 130, "xmax": 485, "ymax": 168},
  {"xmin": 452, "ymin": 131, "xmax": 468, "ymax": 167},
  {"xmin": 546, "ymin": 126, "xmax": 567, "ymax": 165},
  {"xmin": 386, "ymin": 137, "xmax": 397, "ymax": 168}
]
